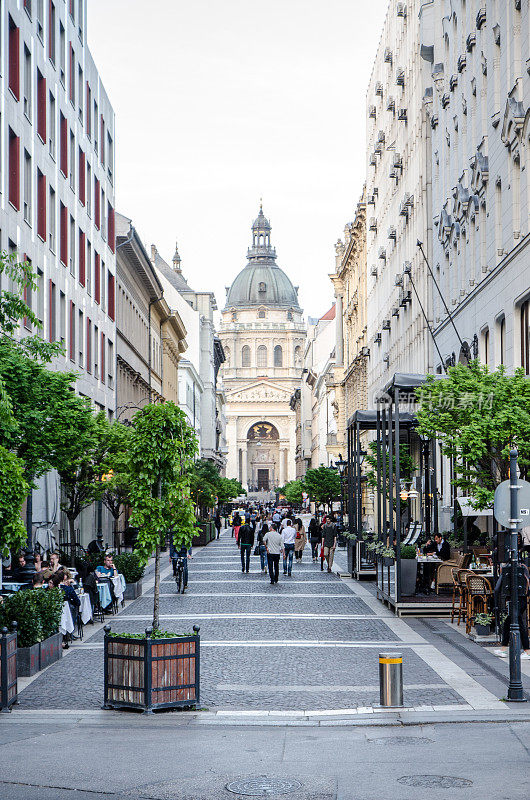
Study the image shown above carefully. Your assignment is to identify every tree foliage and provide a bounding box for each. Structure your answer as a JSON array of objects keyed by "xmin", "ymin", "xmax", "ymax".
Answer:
[
  {"xmin": 416, "ymin": 361, "xmax": 530, "ymax": 508},
  {"xmin": 303, "ymin": 466, "xmax": 341, "ymax": 510},
  {"xmin": 217, "ymin": 477, "xmax": 245, "ymax": 504},
  {"xmin": 0, "ymin": 446, "xmax": 29, "ymax": 557},
  {"xmin": 277, "ymin": 479, "xmax": 305, "ymax": 504}
]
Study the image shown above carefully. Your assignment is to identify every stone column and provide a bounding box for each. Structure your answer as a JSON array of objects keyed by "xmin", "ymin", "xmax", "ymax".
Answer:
[
  {"xmin": 279, "ymin": 447, "xmax": 286, "ymax": 486},
  {"xmin": 242, "ymin": 447, "xmax": 248, "ymax": 488}
]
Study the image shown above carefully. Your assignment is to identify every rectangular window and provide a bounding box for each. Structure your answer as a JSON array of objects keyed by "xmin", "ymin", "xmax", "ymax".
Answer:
[
  {"xmin": 94, "ymin": 324, "xmax": 98, "ymax": 378},
  {"xmin": 59, "ymin": 22, "xmax": 65, "ymax": 85},
  {"xmin": 78, "ymin": 309, "xmax": 83, "ymax": 366},
  {"xmin": 86, "ymin": 239, "xmax": 92, "ymax": 295},
  {"xmin": 9, "ymin": 17, "xmax": 20, "ymax": 101},
  {"xmin": 69, "ymin": 216, "xmax": 75, "ymax": 276},
  {"xmin": 69, "ymin": 301, "xmax": 75, "ymax": 360},
  {"xmin": 94, "ymin": 251, "xmax": 100, "ymax": 303},
  {"xmin": 49, "ymin": 186, "xmax": 56, "ymax": 251},
  {"xmin": 9, "ymin": 129, "xmax": 20, "ymax": 210},
  {"xmin": 499, "ymin": 316, "xmax": 505, "ymax": 366},
  {"xmin": 48, "ymin": 1, "xmax": 56, "ymax": 63},
  {"xmin": 24, "ymin": 0, "xmax": 32, "ymax": 19},
  {"xmin": 107, "ymin": 271, "xmax": 115, "ymax": 321},
  {"xmin": 94, "ymin": 100, "xmax": 98, "ymax": 153},
  {"xmin": 100, "ymin": 332, "xmax": 105, "ymax": 384},
  {"xmin": 86, "ymin": 317, "xmax": 91, "ymax": 373},
  {"xmin": 60, "ymin": 201, "xmax": 67, "ymax": 265},
  {"xmin": 108, "ymin": 202, "xmax": 115, "ymax": 253},
  {"xmin": 23, "ymin": 254, "xmax": 32, "ymax": 330},
  {"xmin": 24, "ymin": 45, "xmax": 31, "ymax": 119},
  {"xmin": 49, "ymin": 280, "xmax": 56, "ymax": 342},
  {"xmin": 60, "ymin": 112, "xmax": 67, "ymax": 175},
  {"xmin": 36, "ymin": 268, "xmax": 44, "ymax": 334},
  {"xmin": 78, "ymin": 65, "xmax": 83, "ymax": 122},
  {"xmin": 37, "ymin": 0, "xmax": 44, "ymax": 40},
  {"xmin": 37, "ymin": 169, "xmax": 46, "ymax": 240},
  {"xmin": 60, "ymin": 290, "xmax": 65, "ymax": 346},
  {"xmin": 69, "ymin": 44, "xmax": 74, "ymax": 105},
  {"xmin": 23, "ymin": 150, "xmax": 32, "ymax": 224},
  {"xmin": 86, "ymin": 161, "xmax": 91, "ymax": 216},
  {"xmin": 94, "ymin": 177, "xmax": 100, "ymax": 229},
  {"xmin": 78, "ymin": 148, "xmax": 85, "ymax": 205},
  {"xmin": 107, "ymin": 133, "xmax": 113, "ymax": 183},
  {"xmin": 37, "ymin": 70, "xmax": 46, "ymax": 141},
  {"xmin": 101, "ymin": 188, "xmax": 106, "ymax": 240},
  {"xmin": 107, "ymin": 339, "xmax": 114, "ymax": 387},
  {"xmin": 69, "ymin": 130, "xmax": 75, "ymax": 190},
  {"xmin": 48, "ymin": 91, "xmax": 55, "ymax": 157},
  {"xmin": 100, "ymin": 115, "xmax": 105, "ymax": 166},
  {"xmin": 78, "ymin": 0, "xmax": 83, "ymax": 39},
  {"xmin": 78, "ymin": 228, "xmax": 85, "ymax": 286},
  {"xmin": 69, "ymin": 0, "xmax": 74, "ymax": 20},
  {"xmin": 86, "ymin": 82, "xmax": 91, "ymax": 137},
  {"xmin": 100, "ymin": 259, "xmax": 106, "ymax": 311}
]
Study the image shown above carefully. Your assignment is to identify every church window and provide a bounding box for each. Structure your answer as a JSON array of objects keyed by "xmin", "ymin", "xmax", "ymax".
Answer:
[
  {"xmin": 242, "ymin": 345, "xmax": 251, "ymax": 367},
  {"xmin": 294, "ymin": 345, "xmax": 302, "ymax": 365},
  {"xmin": 258, "ymin": 282, "xmax": 266, "ymax": 293},
  {"xmin": 274, "ymin": 345, "xmax": 283, "ymax": 367},
  {"xmin": 287, "ymin": 311, "xmax": 293, "ymax": 321},
  {"xmin": 258, "ymin": 309, "xmax": 266, "ymax": 318},
  {"xmin": 257, "ymin": 345, "xmax": 267, "ymax": 368},
  {"xmin": 224, "ymin": 346, "xmax": 230, "ymax": 366}
]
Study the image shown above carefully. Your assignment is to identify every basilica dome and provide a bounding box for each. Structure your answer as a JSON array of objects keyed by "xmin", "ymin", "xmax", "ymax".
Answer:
[{"xmin": 225, "ymin": 206, "xmax": 300, "ymax": 310}]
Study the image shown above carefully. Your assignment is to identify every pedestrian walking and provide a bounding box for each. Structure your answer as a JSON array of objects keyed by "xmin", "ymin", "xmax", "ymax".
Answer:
[
  {"xmin": 281, "ymin": 518, "xmax": 297, "ymax": 576},
  {"xmin": 232, "ymin": 510, "xmax": 241, "ymax": 541},
  {"xmin": 214, "ymin": 510, "xmax": 222, "ymax": 539},
  {"xmin": 321, "ymin": 515, "xmax": 337, "ymax": 573},
  {"xmin": 257, "ymin": 520, "xmax": 269, "ymax": 574},
  {"xmin": 238, "ymin": 516, "xmax": 254, "ymax": 573},
  {"xmin": 308, "ymin": 517, "xmax": 321, "ymax": 562},
  {"xmin": 265, "ymin": 524, "xmax": 283, "ymax": 584},
  {"xmin": 294, "ymin": 518, "xmax": 307, "ymax": 562},
  {"xmin": 493, "ymin": 561, "xmax": 530, "ymax": 659}
]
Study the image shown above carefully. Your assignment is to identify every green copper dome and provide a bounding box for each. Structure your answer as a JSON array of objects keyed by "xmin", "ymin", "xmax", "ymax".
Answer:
[{"xmin": 225, "ymin": 207, "xmax": 300, "ymax": 310}]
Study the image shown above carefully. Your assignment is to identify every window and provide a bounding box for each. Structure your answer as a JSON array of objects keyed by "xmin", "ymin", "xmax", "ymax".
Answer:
[
  {"xmin": 48, "ymin": 2, "xmax": 56, "ymax": 63},
  {"xmin": 69, "ymin": 301, "xmax": 75, "ymax": 360},
  {"xmin": 100, "ymin": 115, "xmax": 105, "ymax": 166},
  {"xmin": 86, "ymin": 240, "xmax": 91, "ymax": 295},
  {"xmin": 69, "ymin": 130, "xmax": 75, "ymax": 190},
  {"xmin": 86, "ymin": 161, "xmax": 91, "ymax": 215},
  {"xmin": 86, "ymin": 82, "xmax": 91, "ymax": 137},
  {"xmin": 107, "ymin": 339, "xmax": 114, "ymax": 387},
  {"xmin": 78, "ymin": 0, "xmax": 83, "ymax": 39},
  {"xmin": 94, "ymin": 324, "xmax": 98, "ymax": 377},
  {"xmin": 23, "ymin": 254, "xmax": 32, "ymax": 330},
  {"xmin": 37, "ymin": 0, "xmax": 44, "ymax": 40},
  {"xmin": 100, "ymin": 332, "xmax": 105, "ymax": 384},
  {"xmin": 258, "ymin": 309, "xmax": 265, "ymax": 318},
  {"xmin": 9, "ymin": 129, "xmax": 20, "ymax": 210},
  {"xmin": 86, "ymin": 317, "xmax": 91, "ymax": 373},
  {"xmin": 483, "ymin": 329, "xmax": 489, "ymax": 365},
  {"xmin": 294, "ymin": 345, "xmax": 302, "ymax": 365},
  {"xmin": 242, "ymin": 345, "xmax": 251, "ymax": 367},
  {"xmin": 258, "ymin": 281, "xmax": 266, "ymax": 292},
  {"xmin": 101, "ymin": 188, "xmax": 106, "ymax": 240},
  {"xmin": 59, "ymin": 201, "xmax": 67, "ymax": 265},
  {"xmin": 69, "ymin": 44, "xmax": 74, "ymax": 105},
  {"xmin": 94, "ymin": 177, "xmax": 100, "ymax": 228},
  {"xmin": 69, "ymin": 216, "xmax": 75, "ymax": 275},
  {"xmin": 498, "ymin": 316, "xmax": 505, "ymax": 366},
  {"xmin": 24, "ymin": 0, "xmax": 32, "ymax": 19},
  {"xmin": 257, "ymin": 345, "xmax": 267, "ymax": 368},
  {"xmin": 23, "ymin": 150, "xmax": 32, "ymax": 224},
  {"xmin": 287, "ymin": 311, "xmax": 293, "ymax": 321},
  {"xmin": 49, "ymin": 280, "xmax": 56, "ymax": 342},
  {"xmin": 48, "ymin": 92, "xmax": 55, "ymax": 157},
  {"xmin": 78, "ymin": 309, "xmax": 83, "ymax": 365},
  {"xmin": 107, "ymin": 271, "xmax": 115, "ymax": 320},
  {"xmin": 78, "ymin": 65, "xmax": 83, "ymax": 122},
  {"xmin": 37, "ymin": 169, "xmax": 46, "ymax": 240},
  {"xmin": 94, "ymin": 100, "xmax": 98, "ymax": 152},
  {"xmin": 108, "ymin": 203, "xmax": 115, "ymax": 252},
  {"xmin": 78, "ymin": 147, "xmax": 85, "ymax": 205},
  {"xmin": 60, "ymin": 112, "xmax": 67, "ymax": 175},
  {"xmin": 100, "ymin": 259, "xmax": 106, "ymax": 310},
  {"xmin": 23, "ymin": 46, "xmax": 31, "ymax": 119},
  {"xmin": 59, "ymin": 291, "xmax": 65, "ymax": 346},
  {"xmin": 274, "ymin": 345, "xmax": 283, "ymax": 367},
  {"xmin": 37, "ymin": 70, "xmax": 46, "ymax": 141},
  {"xmin": 521, "ymin": 301, "xmax": 530, "ymax": 375},
  {"xmin": 78, "ymin": 229, "xmax": 85, "ymax": 286},
  {"xmin": 107, "ymin": 133, "xmax": 113, "ymax": 182},
  {"xmin": 49, "ymin": 186, "xmax": 56, "ymax": 251},
  {"xmin": 36, "ymin": 268, "xmax": 44, "ymax": 333},
  {"xmin": 59, "ymin": 22, "xmax": 65, "ymax": 85},
  {"xmin": 224, "ymin": 346, "xmax": 230, "ymax": 366},
  {"xmin": 9, "ymin": 17, "xmax": 20, "ymax": 101},
  {"xmin": 94, "ymin": 251, "xmax": 100, "ymax": 303}
]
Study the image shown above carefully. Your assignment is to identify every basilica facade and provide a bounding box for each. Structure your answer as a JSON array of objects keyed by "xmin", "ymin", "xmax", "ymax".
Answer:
[{"xmin": 219, "ymin": 207, "xmax": 306, "ymax": 491}]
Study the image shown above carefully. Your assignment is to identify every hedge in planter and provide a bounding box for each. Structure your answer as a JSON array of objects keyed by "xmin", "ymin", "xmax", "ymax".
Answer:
[
  {"xmin": 0, "ymin": 588, "xmax": 63, "ymax": 676},
  {"xmin": 113, "ymin": 553, "xmax": 144, "ymax": 585}
]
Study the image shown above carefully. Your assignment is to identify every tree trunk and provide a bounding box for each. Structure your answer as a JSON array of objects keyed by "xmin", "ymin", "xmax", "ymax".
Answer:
[
  {"xmin": 152, "ymin": 541, "xmax": 160, "ymax": 631},
  {"xmin": 68, "ymin": 514, "xmax": 76, "ymax": 563}
]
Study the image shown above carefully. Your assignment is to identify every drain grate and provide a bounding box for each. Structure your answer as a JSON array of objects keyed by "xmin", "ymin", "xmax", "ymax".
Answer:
[
  {"xmin": 226, "ymin": 778, "xmax": 302, "ymax": 796},
  {"xmin": 398, "ymin": 775, "xmax": 473, "ymax": 788},
  {"xmin": 369, "ymin": 736, "xmax": 433, "ymax": 746}
]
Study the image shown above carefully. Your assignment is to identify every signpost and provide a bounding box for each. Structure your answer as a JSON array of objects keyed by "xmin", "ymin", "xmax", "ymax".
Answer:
[{"xmin": 493, "ymin": 449, "xmax": 527, "ymax": 702}]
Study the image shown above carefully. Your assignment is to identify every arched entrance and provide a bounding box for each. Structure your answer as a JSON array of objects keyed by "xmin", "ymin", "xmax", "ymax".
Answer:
[{"xmin": 247, "ymin": 422, "xmax": 279, "ymax": 491}]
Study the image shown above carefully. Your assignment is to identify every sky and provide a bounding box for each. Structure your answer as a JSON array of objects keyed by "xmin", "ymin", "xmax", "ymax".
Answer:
[{"xmin": 88, "ymin": 0, "xmax": 387, "ymax": 321}]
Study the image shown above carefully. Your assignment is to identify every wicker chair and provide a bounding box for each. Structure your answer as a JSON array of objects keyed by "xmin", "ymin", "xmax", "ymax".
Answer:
[
  {"xmin": 436, "ymin": 562, "xmax": 456, "ymax": 594},
  {"xmin": 465, "ymin": 574, "xmax": 493, "ymax": 634}
]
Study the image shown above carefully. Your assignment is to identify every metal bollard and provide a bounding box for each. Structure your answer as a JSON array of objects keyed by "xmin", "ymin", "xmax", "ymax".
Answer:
[{"xmin": 379, "ymin": 652, "xmax": 403, "ymax": 707}]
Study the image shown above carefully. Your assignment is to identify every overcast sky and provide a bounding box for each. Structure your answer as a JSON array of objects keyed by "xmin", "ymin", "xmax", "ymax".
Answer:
[{"xmin": 88, "ymin": 0, "xmax": 387, "ymax": 321}]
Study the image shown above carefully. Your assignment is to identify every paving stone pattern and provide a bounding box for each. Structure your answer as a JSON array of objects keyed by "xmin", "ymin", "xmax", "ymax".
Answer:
[{"xmin": 18, "ymin": 531, "xmax": 465, "ymax": 711}]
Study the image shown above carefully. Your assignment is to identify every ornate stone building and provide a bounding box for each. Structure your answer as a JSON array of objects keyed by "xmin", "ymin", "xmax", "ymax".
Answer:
[
  {"xmin": 219, "ymin": 207, "xmax": 306, "ymax": 490},
  {"xmin": 330, "ymin": 193, "xmax": 368, "ymax": 452}
]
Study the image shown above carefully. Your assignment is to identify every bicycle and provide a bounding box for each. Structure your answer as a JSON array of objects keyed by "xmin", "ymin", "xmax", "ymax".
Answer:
[{"xmin": 174, "ymin": 556, "xmax": 187, "ymax": 594}]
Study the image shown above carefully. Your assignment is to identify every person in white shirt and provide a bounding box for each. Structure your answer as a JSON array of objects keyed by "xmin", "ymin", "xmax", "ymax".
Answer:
[
  {"xmin": 264, "ymin": 525, "xmax": 283, "ymax": 584},
  {"xmin": 281, "ymin": 520, "xmax": 297, "ymax": 576}
]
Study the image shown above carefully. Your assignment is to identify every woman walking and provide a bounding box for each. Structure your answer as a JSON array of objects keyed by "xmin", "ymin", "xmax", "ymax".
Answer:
[
  {"xmin": 257, "ymin": 518, "xmax": 269, "ymax": 574},
  {"xmin": 308, "ymin": 517, "xmax": 321, "ymax": 563},
  {"xmin": 294, "ymin": 518, "xmax": 307, "ymax": 562}
]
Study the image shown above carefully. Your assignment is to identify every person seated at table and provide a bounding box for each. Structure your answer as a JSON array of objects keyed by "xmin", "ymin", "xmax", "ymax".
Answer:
[
  {"xmin": 432, "ymin": 533, "xmax": 451, "ymax": 561},
  {"xmin": 51, "ymin": 571, "xmax": 80, "ymax": 643},
  {"xmin": 33, "ymin": 552, "xmax": 43, "ymax": 572},
  {"xmin": 12, "ymin": 552, "xmax": 30, "ymax": 582},
  {"xmin": 32, "ymin": 572, "xmax": 45, "ymax": 588},
  {"xmin": 95, "ymin": 553, "xmax": 118, "ymax": 578},
  {"xmin": 42, "ymin": 552, "xmax": 63, "ymax": 580}
]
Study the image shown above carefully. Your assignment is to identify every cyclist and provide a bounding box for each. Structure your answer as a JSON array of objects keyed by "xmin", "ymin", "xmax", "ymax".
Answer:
[{"xmin": 169, "ymin": 538, "xmax": 189, "ymax": 593}]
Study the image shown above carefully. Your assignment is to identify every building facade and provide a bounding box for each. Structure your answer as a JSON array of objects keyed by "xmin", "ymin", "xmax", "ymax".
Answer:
[
  {"xmin": 304, "ymin": 307, "xmax": 338, "ymax": 468},
  {"xmin": 219, "ymin": 207, "xmax": 306, "ymax": 490},
  {"xmin": 365, "ymin": 0, "xmax": 434, "ymax": 403}
]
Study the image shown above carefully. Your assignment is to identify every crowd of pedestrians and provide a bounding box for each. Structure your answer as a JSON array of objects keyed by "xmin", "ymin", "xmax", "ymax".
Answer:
[{"xmin": 230, "ymin": 505, "xmax": 339, "ymax": 585}]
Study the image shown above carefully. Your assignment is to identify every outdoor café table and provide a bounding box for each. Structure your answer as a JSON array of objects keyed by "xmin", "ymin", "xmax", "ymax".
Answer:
[
  {"xmin": 416, "ymin": 555, "xmax": 441, "ymax": 593},
  {"xmin": 78, "ymin": 592, "xmax": 93, "ymax": 624},
  {"xmin": 0, "ymin": 581, "xmax": 31, "ymax": 592},
  {"xmin": 59, "ymin": 601, "xmax": 74, "ymax": 635},
  {"xmin": 111, "ymin": 573, "xmax": 126, "ymax": 603},
  {"xmin": 96, "ymin": 580, "xmax": 112, "ymax": 609}
]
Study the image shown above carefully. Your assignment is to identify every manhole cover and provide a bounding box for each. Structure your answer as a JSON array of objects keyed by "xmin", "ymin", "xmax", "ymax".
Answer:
[
  {"xmin": 398, "ymin": 775, "xmax": 473, "ymax": 788},
  {"xmin": 226, "ymin": 778, "xmax": 302, "ymax": 796},
  {"xmin": 370, "ymin": 736, "xmax": 433, "ymax": 746}
]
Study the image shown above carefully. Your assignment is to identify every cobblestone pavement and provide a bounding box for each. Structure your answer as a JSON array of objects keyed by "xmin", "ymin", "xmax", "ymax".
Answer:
[{"xmin": 17, "ymin": 529, "xmax": 494, "ymax": 712}]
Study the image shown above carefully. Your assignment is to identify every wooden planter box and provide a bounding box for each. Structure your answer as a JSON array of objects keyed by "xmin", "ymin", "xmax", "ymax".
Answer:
[
  {"xmin": 1, "ymin": 627, "xmax": 17, "ymax": 712},
  {"xmin": 103, "ymin": 625, "xmax": 200, "ymax": 713},
  {"xmin": 39, "ymin": 632, "xmax": 63, "ymax": 670},
  {"xmin": 123, "ymin": 580, "xmax": 143, "ymax": 600},
  {"xmin": 17, "ymin": 632, "xmax": 63, "ymax": 677}
]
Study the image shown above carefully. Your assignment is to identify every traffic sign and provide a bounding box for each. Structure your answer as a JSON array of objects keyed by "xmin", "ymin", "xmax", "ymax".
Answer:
[{"xmin": 493, "ymin": 479, "xmax": 530, "ymax": 530}]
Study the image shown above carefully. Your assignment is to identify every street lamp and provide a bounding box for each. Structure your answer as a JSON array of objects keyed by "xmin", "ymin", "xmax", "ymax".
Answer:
[{"xmin": 335, "ymin": 454, "xmax": 348, "ymax": 545}]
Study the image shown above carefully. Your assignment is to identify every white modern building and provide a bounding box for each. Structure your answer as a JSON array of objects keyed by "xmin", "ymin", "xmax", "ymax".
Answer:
[{"xmin": 303, "ymin": 306, "xmax": 338, "ymax": 468}]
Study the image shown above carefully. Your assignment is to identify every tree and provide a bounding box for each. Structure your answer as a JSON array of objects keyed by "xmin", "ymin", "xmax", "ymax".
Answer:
[
  {"xmin": 0, "ymin": 447, "xmax": 30, "ymax": 559},
  {"xmin": 278, "ymin": 479, "xmax": 304, "ymax": 505},
  {"xmin": 100, "ymin": 422, "xmax": 132, "ymax": 544},
  {"xmin": 416, "ymin": 361, "xmax": 530, "ymax": 508},
  {"xmin": 217, "ymin": 477, "xmax": 245, "ymax": 505},
  {"xmin": 127, "ymin": 403, "xmax": 198, "ymax": 629},
  {"xmin": 303, "ymin": 466, "xmax": 341, "ymax": 512},
  {"xmin": 190, "ymin": 459, "xmax": 221, "ymax": 516}
]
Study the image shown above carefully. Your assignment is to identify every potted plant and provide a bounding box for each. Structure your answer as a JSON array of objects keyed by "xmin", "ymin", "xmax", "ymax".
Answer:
[
  {"xmin": 399, "ymin": 544, "xmax": 418, "ymax": 596},
  {"xmin": 0, "ymin": 588, "xmax": 63, "ymax": 676},
  {"xmin": 102, "ymin": 403, "xmax": 200, "ymax": 713},
  {"xmin": 113, "ymin": 553, "xmax": 145, "ymax": 600},
  {"xmin": 474, "ymin": 612, "xmax": 493, "ymax": 637}
]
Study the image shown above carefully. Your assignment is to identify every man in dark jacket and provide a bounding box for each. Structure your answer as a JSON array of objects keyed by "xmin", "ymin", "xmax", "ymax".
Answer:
[{"xmin": 238, "ymin": 518, "xmax": 255, "ymax": 573}]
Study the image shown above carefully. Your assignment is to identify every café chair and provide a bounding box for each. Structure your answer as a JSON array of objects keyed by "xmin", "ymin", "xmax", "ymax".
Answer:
[{"xmin": 465, "ymin": 574, "xmax": 493, "ymax": 634}]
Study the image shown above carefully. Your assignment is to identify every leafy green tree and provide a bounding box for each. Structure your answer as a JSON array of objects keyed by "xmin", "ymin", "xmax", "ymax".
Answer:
[
  {"xmin": 416, "ymin": 361, "xmax": 530, "ymax": 508},
  {"xmin": 278, "ymin": 479, "xmax": 304, "ymax": 505},
  {"xmin": 217, "ymin": 477, "xmax": 244, "ymax": 505},
  {"xmin": 127, "ymin": 403, "xmax": 198, "ymax": 629},
  {"xmin": 190, "ymin": 459, "xmax": 221, "ymax": 515},
  {"xmin": 0, "ymin": 447, "xmax": 29, "ymax": 559},
  {"xmin": 100, "ymin": 422, "xmax": 132, "ymax": 543},
  {"xmin": 303, "ymin": 466, "xmax": 341, "ymax": 512}
]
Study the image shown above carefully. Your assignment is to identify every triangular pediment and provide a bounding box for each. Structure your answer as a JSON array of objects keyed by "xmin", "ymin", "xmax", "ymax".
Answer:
[{"xmin": 226, "ymin": 380, "xmax": 293, "ymax": 403}]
